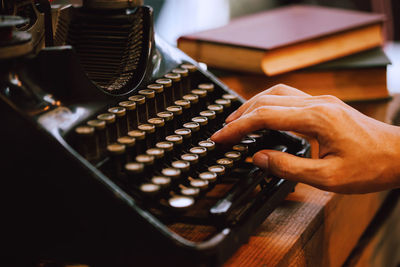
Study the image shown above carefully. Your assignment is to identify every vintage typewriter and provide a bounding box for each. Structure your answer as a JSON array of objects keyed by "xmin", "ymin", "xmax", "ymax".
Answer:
[{"xmin": 1, "ymin": 1, "xmax": 310, "ymax": 266}]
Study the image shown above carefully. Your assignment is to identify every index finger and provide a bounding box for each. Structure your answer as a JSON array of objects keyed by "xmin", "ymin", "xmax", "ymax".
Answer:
[
  {"xmin": 212, "ymin": 106, "xmax": 316, "ymax": 144},
  {"xmin": 226, "ymin": 84, "xmax": 310, "ymax": 123}
]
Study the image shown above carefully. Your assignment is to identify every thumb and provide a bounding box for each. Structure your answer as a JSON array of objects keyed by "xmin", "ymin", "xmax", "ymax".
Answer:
[{"xmin": 253, "ymin": 150, "xmax": 328, "ymax": 186}]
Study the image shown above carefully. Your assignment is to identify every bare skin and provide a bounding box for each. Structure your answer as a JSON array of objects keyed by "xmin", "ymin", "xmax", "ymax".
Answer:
[{"xmin": 211, "ymin": 84, "xmax": 400, "ymax": 194}]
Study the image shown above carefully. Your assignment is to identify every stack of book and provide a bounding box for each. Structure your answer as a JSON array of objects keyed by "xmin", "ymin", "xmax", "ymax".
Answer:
[{"xmin": 177, "ymin": 5, "xmax": 390, "ymax": 102}]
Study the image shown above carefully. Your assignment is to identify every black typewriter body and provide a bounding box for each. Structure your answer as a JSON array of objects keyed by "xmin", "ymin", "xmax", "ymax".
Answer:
[{"xmin": 1, "ymin": 2, "xmax": 310, "ymax": 266}]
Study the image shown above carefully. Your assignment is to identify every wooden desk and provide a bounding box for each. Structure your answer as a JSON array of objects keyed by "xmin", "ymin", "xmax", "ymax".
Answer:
[{"xmin": 220, "ymin": 83, "xmax": 400, "ymax": 267}]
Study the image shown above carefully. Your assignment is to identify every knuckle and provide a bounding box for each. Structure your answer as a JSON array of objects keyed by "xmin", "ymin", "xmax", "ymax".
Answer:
[
  {"xmin": 316, "ymin": 95, "xmax": 341, "ymax": 104},
  {"xmin": 267, "ymin": 84, "xmax": 290, "ymax": 95}
]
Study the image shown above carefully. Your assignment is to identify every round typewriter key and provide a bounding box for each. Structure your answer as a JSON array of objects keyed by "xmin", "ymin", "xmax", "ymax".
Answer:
[
  {"xmin": 179, "ymin": 186, "xmax": 200, "ymax": 198},
  {"xmin": 240, "ymin": 137, "xmax": 257, "ymax": 155},
  {"xmin": 108, "ymin": 107, "xmax": 127, "ymax": 137},
  {"xmin": 136, "ymin": 154, "xmax": 155, "ymax": 178},
  {"xmin": 216, "ymin": 158, "xmax": 234, "ymax": 170},
  {"xmin": 165, "ymin": 134, "xmax": 183, "ymax": 157},
  {"xmin": 247, "ymin": 132, "xmax": 264, "ymax": 147},
  {"xmin": 224, "ymin": 151, "xmax": 241, "ymax": 164},
  {"xmin": 119, "ymin": 100, "xmax": 138, "ymax": 130},
  {"xmin": 199, "ymin": 171, "xmax": 218, "ymax": 184},
  {"xmin": 233, "ymin": 144, "xmax": 249, "ymax": 159},
  {"xmin": 189, "ymin": 178, "xmax": 209, "ymax": 191},
  {"xmin": 139, "ymin": 183, "xmax": 161, "ymax": 199},
  {"xmin": 168, "ymin": 195, "xmax": 195, "ymax": 211},
  {"xmin": 138, "ymin": 123, "xmax": 156, "ymax": 147},
  {"xmin": 166, "ymin": 105, "xmax": 183, "ymax": 129},
  {"xmin": 161, "ymin": 167, "xmax": 181, "ymax": 181},
  {"xmin": 191, "ymin": 89, "xmax": 208, "ymax": 110},
  {"xmin": 183, "ymin": 122, "xmax": 200, "ymax": 144},
  {"xmin": 117, "ymin": 136, "xmax": 136, "ymax": 161},
  {"xmin": 189, "ymin": 146, "xmax": 207, "ymax": 167},
  {"xmin": 207, "ymin": 104, "xmax": 224, "ymax": 127},
  {"xmin": 172, "ymin": 160, "xmax": 190, "ymax": 178},
  {"xmin": 175, "ymin": 128, "xmax": 192, "ymax": 148},
  {"xmin": 180, "ymin": 153, "xmax": 199, "ymax": 177},
  {"xmin": 173, "ymin": 68, "xmax": 189, "ymax": 94},
  {"xmin": 148, "ymin": 117, "xmax": 166, "ymax": 141},
  {"xmin": 191, "ymin": 116, "xmax": 208, "ymax": 138},
  {"xmin": 75, "ymin": 125, "xmax": 97, "ymax": 161},
  {"xmin": 107, "ymin": 143, "xmax": 126, "ymax": 176},
  {"xmin": 208, "ymin": 165, "xmax": 226, "ymax": 177},
  {"xmin": 128, "ymin": 130, "xmax": 146, "ymax": 154},
  {"xmin": 148, "ymin": 83, "xmax": 166, "ymax": 113},
  {"xmin": 174, "ymin": 99, "xmax": 191, "ymax": 121},
  {"xmin": 198, "ymin": 83, "xmax": 214, "ymax": 95},
  {"xmin": 223, "ymin": 93, "xmax": 240, "ymax": 109},
  {"xmin": 87, "ymin": 119, "xmax": 107, "ymax": 156},
  {"xmin": 181, "ymin": 63, "xmax": 198, "ymax": 91},
  {"xmin": 97, "ymin": 113, "xmax": 117, "ymax": 143},
  {"xmin": 215, "ymin": 98, "xmax": 232, "ymax": 116},
  {"xmin": 151, "ymin": 176, "xmax": 171, "ymax": 191},
  {"xmin": 183, "ymin": 94, "xmax": 199, "ymax": 114},
  {"xmin": 199, "ymin": 110, "xmax": 216, "ymax": 131},
  {"xmin": 125, "ymin": 162, "xmax": 145, "ymax": 184},
  {"xmin": 156, "ymin": 141, "xmax": 174, "ymax": 163},
  {"xmin": 198, "ymin": 139, "xmax": 216, "ymax": 161},
  {"xmin": 146, "ymin": 148, "xmax": 164, "ymax": 170},
  {"xmin": 165, "ymin": 73, "xmax": 182, "ymax": 100},
  {"xmin": 156, "ymin": 78, "xmax": 173, "ymax": 106},
  {"xmin": 139, "ymin": 89, "xmax": 156, "ymax": 118},
  {"xmin": 129, "ymin": 95, "xmax": 147, "ymax": 124},
  {"xmin": 157, "ymin": 111, "xmax": 174, "ymax": 134}
]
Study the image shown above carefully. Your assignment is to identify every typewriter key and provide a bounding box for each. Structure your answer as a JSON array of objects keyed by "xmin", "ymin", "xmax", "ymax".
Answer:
[
  {"xmin": 165, "ymin": 73, "xmax": 182, "ymax": 100},
  {"xmin": 198, "ymin": 83, "xmax": 215, "ymax": 101},
  {"xmin": 107, "ymin": 143, "xmax": 126, "ymax": 176},
  {"xmin": 161, "ymin": 167, "xmax": 181, "ymax": 182},
  {"xmin": 224, "ymin": 151, "xmax": 241, "ymax": 164},
  {"xmin": 156, "ymin": 78, "xmax": 173, "ymax": 106},
  {"xmin": 148, "ymin": 84, "xmax": 166, "ymax": 113},
  {"xmin": 181, "ymin": 63, "xmax": 198, "ymax": 92},
  {"xmin": 171, "ymin": 160, "xmax": 190, "ymax": 178},
  {"xmin": 191, "ymin": 89, "xmax": 208, "ymax": 111},
  {"xmin": 208, "ymin": 165, "xmax": 226, "ymax": 178},
  {"xmin": 189, "ymin": 178, "xmax": 209, "ymax": 191},
  {"xmin": 139, "ymin": 89, "xmax": 156, "ymax": 118},
  {"xmin": 183, "ymin": 122, "xmax": 200, "ymax": 144},
  {"xmin": 117, "ymin": 136, "xmax": 136, "ymax": 162},
  {"xmin": 156, "ymin": 141, "xmax": 174, "ymax": 163},
  {"xmin": 247, "ymin": 132, "xmax": 264, "ymax": 147},
  {"xmin": 139, "ymin": 183, "xmax": 161, "ymax": 199},
  {"xmin": 179, "ymin": 186, "xmax": 200, "ymax": 198},
  {"xmin": 148, "ymin": 117, "xmax": 166, "ymax": 141},
  {"xmin": 199, "ymin": 171, "xmax": 218, "ymax": 184},
  {"xmin": 128, "ymin": 130, "xmax": 146, "ymax": 154},
  {"xmin": 168, "ymin": 195, "xmax": 195, "ymax": 211},
  {"xmin": 223, "ymin": 94, "xmax": 240, "ymax": 110},
  {"xmin": 172, "ymin": 68, "xmax": 189, "ymax": 94},
  {"xmin": 240, "ymin": 137, "xmax": 257, "ymax": 155},
  {"xmin": 119, "ymin": 100, "xmax": 138, "ymax": 131},
  {"xmin": 75, "ymin": 125, "xmax": 98, "ymax": 161},
  {"xmin": 108, "ymin": 107, "xmax": 127, "ymax": 137},
  {"xmin": 97, "ymin": 113, "xmax": 117, "ymax": 143},
  {"xmin": 191, "ymin": 116, "xmax": 208, "ymax": 138},
  {"xmin": 189, "ymin": 146, "xmax": 207, "ymax": 167},
  {"xmin": 207, "ymin": 104, "xmax": 224, "ymax": 127},
  {"xmin": 183, "ymin": 94, "xmax": 199, "ymax": 115},
  {"xmin": 151, "ymin": 176, "xmax": 171, "ymax": 190},
  {"xmin": 146, "ymin": 148, "xmax": 164, "ymax": 170},
  {"xmin": 129, "ymin": 95, "xmax": 147, "ymax": 124},
  {"xmin": 166, "ymin": 105, "xmax": 183, "ymax": 129},
  {"xmin": 125, "ymin": 162, "xmax": 145, "ymax": 184},
  {"xmin": 198, "ymin": 140, "xmax": 216, "ymax": 162},
  {"xmin": 165, "ymin": 134, "xmax": 183, "ymax": 157},
  {"xmin": 215, "ymin": 99, "xmax": 232, "ymax": 117},
  {"xmin": 157, "ymin": 111, "xmax": 174, "ymax": 135},
  {"xmin": 136, "ymin": 154, "xmax": 155, "ymax": 178},
  {"xmin": 180, "ymin": 153, "xmax": 199, "ymax": 177},
  {"xmin": 174, "ymin": 99, "xmax": 191, "ymax": 121},
  {"xmin": 199, "ymin": 110, "xmax": 216, "ymax": 132},
  {"xmin": 174, "ymin": 128, "xmax": 192, "ymax": 148},
  {"xmin": 216, "ymin": 158, "xmax": 234, "ymax": 172},
  {"xmin": 138, "ymin": 123, "xmax": 156, "ymax": 147},
  {"xmin": 87, "ymin": 119, "xmax": 107, "ymax": 156},
  {"xmin": 233, "ymin": 144, "xmax": 249, "ymax": 159}
]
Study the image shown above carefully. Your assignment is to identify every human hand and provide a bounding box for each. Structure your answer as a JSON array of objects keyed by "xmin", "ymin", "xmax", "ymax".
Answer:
[{"xmin": 211, "ymin": 84, "xmax": 400, "ymax": 193}]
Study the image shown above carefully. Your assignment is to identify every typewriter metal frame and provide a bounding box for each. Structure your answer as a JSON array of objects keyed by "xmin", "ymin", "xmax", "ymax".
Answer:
[{"xmin": 1, "ymin": 5, "xmax": 310, "ymax": 267}]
